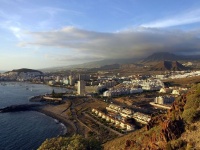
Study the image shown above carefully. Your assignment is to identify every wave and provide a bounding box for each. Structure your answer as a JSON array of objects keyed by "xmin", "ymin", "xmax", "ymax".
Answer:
[
  {"xmin": 60, "ymin": 123, "xmax": 68, "ymax": 135},
  {"xmin": 54, "ymin": 119, "xmax": 59, "ymax": 124}
]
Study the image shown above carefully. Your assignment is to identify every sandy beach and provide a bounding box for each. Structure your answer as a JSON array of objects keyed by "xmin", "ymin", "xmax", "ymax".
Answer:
[{"xmin": 35, "ymin": 102, "xmax": 77, "ymax": 137}]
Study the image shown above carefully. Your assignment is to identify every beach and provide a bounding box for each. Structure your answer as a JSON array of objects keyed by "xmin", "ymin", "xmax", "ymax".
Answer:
[{"xmin": 35, "ymin": 102, "xmax": 77, "ymax": 137}]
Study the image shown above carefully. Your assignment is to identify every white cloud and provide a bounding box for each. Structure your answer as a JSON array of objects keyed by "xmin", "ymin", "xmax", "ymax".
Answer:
[
  {"xmin": 9, "ymin": 26, "xmax": 22, "ymax": 39},
  {"xmin": 141, "ymin": 9, "xmax": 200, "ymax": 28}
]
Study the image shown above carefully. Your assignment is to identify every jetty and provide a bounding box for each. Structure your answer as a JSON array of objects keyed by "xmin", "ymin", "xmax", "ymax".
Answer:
[{"xmin": 0, "ymin": 104, "xmax": 42, "ymax": 113}]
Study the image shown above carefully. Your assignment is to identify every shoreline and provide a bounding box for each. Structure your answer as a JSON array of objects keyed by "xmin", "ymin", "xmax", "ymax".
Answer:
[
  {"xmin": 35, "ymin": 107, "xmax": 76, "ymax": 137},
  {"xmin": 0, "ymin": 104, "xmax": 77, "ymax": 136}
]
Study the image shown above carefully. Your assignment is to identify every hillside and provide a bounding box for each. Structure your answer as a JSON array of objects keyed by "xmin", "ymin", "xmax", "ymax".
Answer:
[
  {"xmin": 151, "ymin": 61, "xmax": 189, "ymax": 71},
  {"xmin": 38, "ymin": 135, "xmax": 102, "ymax": 150},
  {"xmin": 143, "ymin": 52, "xmax": 200, "ymax": 63},
  {"xmin": 104, "ymin": 84, "xmax": 200, "ymax": 150},
  {"xmin": 88, "ymin": 64, "xmax": 120, "ymax": 72},
  {"xmin": 39, "ymin": 52, "xmax": 200, "ymax": 72},
  {"xmin": 10, "ymin": 68, "xmax": 43, "ymax": 74},
  {"xmin": 41, "ymin": 58, "xmax": 141, "ymax": 71}
]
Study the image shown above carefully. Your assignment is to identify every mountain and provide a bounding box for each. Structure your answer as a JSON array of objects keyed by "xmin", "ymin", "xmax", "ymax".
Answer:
[
  {"xmin": 41, "ymin": 52, "xmax": 199, "ymax": 72},
  {"xmin": 70, "ymin": 58, "xmax": 141, "ymax": 68},
  {"xmin": 151, "ymin": 61, "xmax": 189, "ymax": 71},
  {"xmin": 88, "ymin": 64, "xmax": 120, "ymax": 71},
  {"xmin": 143, "ymin": 52, "xmax": 200, "ymax": 62},
  {"xmin": 41, "ymin": 58, "xmax": 140, "ymax": 72},
  {"xmin": 7, "ymin": 68, "xmax": 43, "ymax": 74}
]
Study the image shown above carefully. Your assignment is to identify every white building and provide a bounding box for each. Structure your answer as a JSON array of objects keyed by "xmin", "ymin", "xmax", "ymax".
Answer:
[
  {"xmin": 56, "ymin": 76, "xmax": 60, "ymax": 82},
  {"xmin": 159, "ymin": 88, "xmax": 172, "ymax": 94},
  {"xmin": 103, "ymin": 90, "xmax": 112, "ymax": 97},
  {"xmin": 171, "ymin": 88, "xmax": 187, "ymax": 95},
  {"xmin": 49, "ymin": 80, "xmax": 55, "ymax": 85},
  {"xmin": 130, "ymin": 88, "xmax": 143, "ymax": 94},
  {"xmin": 63, "ymin": 79, "xmax": 69, "ymax": 85},
  {"xmin": 133, "ymin": 112, "xmax": 151, "ymax": 124},
  {"xmin": 155, "ymin": 75, "xmax": 166, "ymax": 79},
  {"xmin": 131, "ymin": 79, "xmax": 164, "ymax": 91},
  {"xmin": 120, "ymin": 108, "xmax": 133, "ymax": 118},
  {"xmin": 69, "ymin": 75, "xmax": 75, "ymax": 86},
  {"xmin": 92, "ymin": 108, "xmax": 135, "ymax": 132},
  {"xmin": 126, "ymin": 124, "xmax": 135, "ymax": 131},
  {"xmin": 77, "ymin": 80, "xmax": 85, "ymax": 95},
  {"xmin": 106, "ymin": 104, "xmax": 122, "ymax": 113},
  {"xmin": 154, "ymin": 95, "xmax": 175, "ymax": 104}
]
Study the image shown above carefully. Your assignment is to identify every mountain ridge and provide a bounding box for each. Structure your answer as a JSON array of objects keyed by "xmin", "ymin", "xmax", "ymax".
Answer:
[
  {"xmin": 40, "ymin": 52, "xmax": 200, "ymax": 71},
  {"xmin": 151, "ymin": 60, "xmax": 189, "ymax": 71},
  {"xmin": 143, "ymin": 52, "xmax": 200, "ymax": 62}
]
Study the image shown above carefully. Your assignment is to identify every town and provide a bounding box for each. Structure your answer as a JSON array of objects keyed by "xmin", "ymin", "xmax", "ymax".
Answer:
[{"xmin": 1, "ymin": 67, "xmax": 200, "ymax": 142}]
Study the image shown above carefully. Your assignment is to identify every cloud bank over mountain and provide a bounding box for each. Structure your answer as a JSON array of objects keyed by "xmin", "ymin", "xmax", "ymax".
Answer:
[{"xmin": 19, "ymin": 27, "xmax": 200, "ymax": 61}]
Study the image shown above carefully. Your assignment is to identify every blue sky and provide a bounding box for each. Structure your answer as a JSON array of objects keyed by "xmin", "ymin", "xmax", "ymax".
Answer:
[{"xmin": 1, "ymin": 0, "xmax": 200, "ymax": 70}]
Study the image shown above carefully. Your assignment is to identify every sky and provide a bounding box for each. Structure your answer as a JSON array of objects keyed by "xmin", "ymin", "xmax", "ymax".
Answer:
[{"xmin": 1, "ymin": 0, "xmax": 200, "ymax": 70}]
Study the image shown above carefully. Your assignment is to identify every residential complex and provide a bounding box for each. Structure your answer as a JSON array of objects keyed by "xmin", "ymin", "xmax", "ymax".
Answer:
[{"xmin": 92, "ymin": 108, "xmax": 135, "ymax": 132}]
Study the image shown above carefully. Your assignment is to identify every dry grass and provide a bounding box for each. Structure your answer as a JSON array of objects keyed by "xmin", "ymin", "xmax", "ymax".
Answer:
[
  {"xmin": 42, "ymin": 101, "xmax": 71, "ymax": 116},
  {"xmin": 103, "ymin": 128, "xmax": 145, "ymax": 150},
  {"xmin": 181, "ymin": 121, "xmax": 200, "ymax": 149}
]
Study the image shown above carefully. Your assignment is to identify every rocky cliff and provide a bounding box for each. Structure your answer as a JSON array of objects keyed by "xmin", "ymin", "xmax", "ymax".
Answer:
[
  {"xmin": 123, "ymin": 84, "xmax": 200, "ymax": 150},
  {"xmin": 100, "ymin": 84, "xmax": 200, "ymax": 150}
]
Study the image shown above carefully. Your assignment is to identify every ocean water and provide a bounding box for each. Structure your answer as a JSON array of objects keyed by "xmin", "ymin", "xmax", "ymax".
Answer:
[{"xmin": 0, "ymin": 82, "xmax": 67, "ymax": 150}]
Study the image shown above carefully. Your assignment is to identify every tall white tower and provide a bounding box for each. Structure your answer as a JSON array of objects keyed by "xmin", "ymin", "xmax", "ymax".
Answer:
[
  {"xmin": 77, "ymin": 80, "xmax": 85, "ymax": 95},
  {"xmin": 69, "ymin": 75, "xmax": 75, "ymax": 86}
]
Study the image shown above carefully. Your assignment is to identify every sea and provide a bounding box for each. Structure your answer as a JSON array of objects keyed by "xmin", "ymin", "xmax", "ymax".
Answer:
[{"xmin": 0, "ymin": 82, "xmax": 67, "ymax": 150}]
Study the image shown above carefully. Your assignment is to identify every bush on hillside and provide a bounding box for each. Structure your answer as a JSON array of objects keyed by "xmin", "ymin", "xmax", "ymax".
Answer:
[
  {"xmin": 168, "ymin": 138, "xmax": 186, "ymax": 150},
  {"xmin": 182, "ymin": 108, "xmax": 198, "ymax": 123},
  {"xmin": 182, "ymin": 84, "xmax": 200, "ymax": 123},
  {"xmin": 38, "ymin": 134, "xmax": 102, "ymax": 150}
]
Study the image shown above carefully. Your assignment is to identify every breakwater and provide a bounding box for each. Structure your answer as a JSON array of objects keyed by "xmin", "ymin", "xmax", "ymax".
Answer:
[
  {"xmin": 0, "ymin": 104, "xmax": 42, "ymax": 113},
  {"xmin": 29, "ymin": 95, "xmax": 43, "ymax": 102}
]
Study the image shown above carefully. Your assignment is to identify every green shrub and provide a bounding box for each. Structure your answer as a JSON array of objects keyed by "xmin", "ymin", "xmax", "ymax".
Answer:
[
  {"xmin": 182, "ymin": 108, "xmax": 198, "ymax": 123},
  {"xmin": 188, "ymin": 125, "xmax": 197, "ymax": 131},
  {"xmin": 186, "ymin": 142, "xmax": 194, "ymax": 150},
  {"xmin": 185, "ymin": 94, "xmax": 200, "ymax": 110},
  {"xmin": 166, "ymin": 143, "xmax": 172, "ymax": 150},
  {"xmin": 169, "ymin": 139, "xmax": 186, "ymax": 150},
  {"xmin": 38, "ymin": 134, "xmax": 102, "ymax": 150}
]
